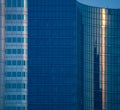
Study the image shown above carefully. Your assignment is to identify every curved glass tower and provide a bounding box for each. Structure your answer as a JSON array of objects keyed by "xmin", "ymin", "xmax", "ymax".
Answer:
[
  {"xmin": 0, "ymin": 0, "xmax": 27, "ymax": 109},
  {"xmin": 77, "ymin": 0, "xmax": 120, "ymax": 110}
]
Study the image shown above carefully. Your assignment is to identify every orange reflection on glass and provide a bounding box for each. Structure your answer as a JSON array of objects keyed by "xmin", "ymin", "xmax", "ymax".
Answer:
[{"xmin": 101, "ymin": 8, "xmax": 106, "ymax": 110}]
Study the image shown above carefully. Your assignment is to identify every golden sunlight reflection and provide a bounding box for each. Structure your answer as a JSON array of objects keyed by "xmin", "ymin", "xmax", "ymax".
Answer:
[{"xmin": 101, "ymin": 8, "xmax": 106, "ymax": 110}]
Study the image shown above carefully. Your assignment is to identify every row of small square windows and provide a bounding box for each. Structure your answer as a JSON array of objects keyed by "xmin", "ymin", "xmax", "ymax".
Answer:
[
  {"xmin": 5, "ymin": 60, "xmax": 26, "ymax": 66},
  {"xmin": 5, "ymin": 95, "xmax": 25, "ymax": 100},
  {"xmin": 5, "ymin": 49, "xmax": 25, "ymax": 54},
  {"xmin": 5, "ymin": 107, "xmax": 25, "ymax": 110},
  {"xmin": 5, "ymin": 0, "xmax": 24, "ymax": 7},
  {"xmin": 5, "ymin": 26, "xmax": 24, "ymax": 31},
  {"xmin": 5, "ymin": 83, "xmax": 26, "ymax": 89},
  {"xmin": 5, "ymin": 38, "xmax": 25, "ymax": 43},
  {"xmin": 5, "ymin": 72, "xmax": 26, "ymax": 77},
  {"xmin": 5, "ymin": 14, "xmax": 24, "ymax": 20}
]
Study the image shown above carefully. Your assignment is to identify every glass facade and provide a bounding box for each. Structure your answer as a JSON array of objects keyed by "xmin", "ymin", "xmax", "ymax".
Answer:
[
  {"xmin": 28, "ymin": 0, "xmax": 77, "ymax": 110},
  {"xmin": 0, "ymin": 0, "xmax": 28, "ymax": 109},
  {"xmin": 77, "ymin": 2, "xmax": 120, "ymax": 110}
]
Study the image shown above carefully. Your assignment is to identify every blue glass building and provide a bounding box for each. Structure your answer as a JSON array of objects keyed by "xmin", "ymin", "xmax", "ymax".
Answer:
[
  {"xmin": 77, "ymin": 0, "xmax": 120, "ymax": 110},
  {"xmin": 0, "ymin": 0, "xmax": 78, "ymax": 110},
  {"xmin": 2, "ymin": 0, "xmax": 120, "ymax": 110},
  {"xmin": 28, "ymin": 0, "xmax": 77, "ymax": 110}
]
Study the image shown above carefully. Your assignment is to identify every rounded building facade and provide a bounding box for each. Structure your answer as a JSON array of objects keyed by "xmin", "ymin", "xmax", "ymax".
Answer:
[{"xmin": 77, "ymin": 1, "xmax": 120, "ymax": 110}]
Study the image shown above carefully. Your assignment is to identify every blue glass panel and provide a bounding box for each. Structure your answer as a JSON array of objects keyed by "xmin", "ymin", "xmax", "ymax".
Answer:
[{"xmin": 28, "ymin": 0, "xmax": 77, "ymax": 110}]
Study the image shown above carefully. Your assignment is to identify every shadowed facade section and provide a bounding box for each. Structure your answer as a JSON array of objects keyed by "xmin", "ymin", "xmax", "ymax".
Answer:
[{"xmin": 28, "ymin": 0, "xmax": 77, "ymax": 110}]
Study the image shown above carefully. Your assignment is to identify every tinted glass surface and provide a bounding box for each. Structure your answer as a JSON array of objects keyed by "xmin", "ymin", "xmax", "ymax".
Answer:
[
  {"xmin": 28, "ymin": 0, "xmax": 77, "ymax": 110},
  {"xmin": 77, "ymin": 2, "xmax": 120, "ymax": 110}
]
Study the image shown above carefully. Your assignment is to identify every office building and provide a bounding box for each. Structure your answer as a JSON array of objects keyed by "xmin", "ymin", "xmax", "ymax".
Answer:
[
  {"xmin": 77, "ymin": 0, "xmax": 120, "ymax": 110},
  {"xmin": 28, "ymin": 0, "xmax": 77, "ymax": 110},
  {"xmin": 0, "ymin": 0, "xmax": 77, "ymax": 109},
  {"xmin": 0, "ymin": 0, "xmax": 27, "ymax": 110}
]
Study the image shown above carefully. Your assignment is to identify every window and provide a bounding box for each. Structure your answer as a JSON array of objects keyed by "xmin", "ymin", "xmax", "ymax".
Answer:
[
  {"xmin": 5, "ymin": 106, "xmax": 25, "ymax": 110},
  {"xmin": 5, "ymin": 0, "xmax": 24, "ymax": 7},
  {"xmin": 5, "ymin": 83, "xmax": 26, "ymax": 89},
  {"xmin": 5, "ymin": 38, "xmax": 24, "ymax": 43},
  {"xmin": 5, "ymin": 95, "xmax": 25, "ymax": 100},
  {"xmin": 5, "ymin": 26, "xmax": 24, "ymax": 31},
  {"xmin": 5, "ymin": 14, "xmax": 24, "ymax": 20},
  {"xmin": 5, "ymin": 72, "xmax": 26, "ymax": 77},
  {"xmin": 5, "ymin": 60, "xmax": 26, "ymax": 66}
]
